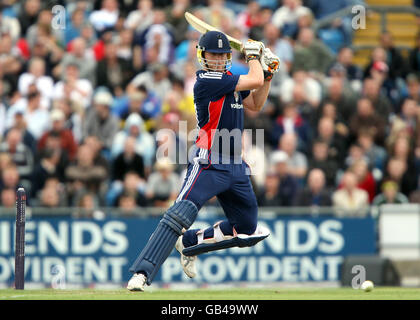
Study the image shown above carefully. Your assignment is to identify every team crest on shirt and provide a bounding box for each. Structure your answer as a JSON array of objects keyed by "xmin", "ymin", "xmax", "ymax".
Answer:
[{"xmin": 231, "ymin": 92, "xmax": 243, "ymax": 109}]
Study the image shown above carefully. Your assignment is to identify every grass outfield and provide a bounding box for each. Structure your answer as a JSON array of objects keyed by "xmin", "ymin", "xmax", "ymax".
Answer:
[{"xmin": 0, "ymin": 287, "xmax": 420, "ymax": 300}]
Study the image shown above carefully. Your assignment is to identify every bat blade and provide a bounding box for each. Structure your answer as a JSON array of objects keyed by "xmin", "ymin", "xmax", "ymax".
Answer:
[{"xmin": 185, "ymin": 12, "xmax": 243, "ymax": 52}]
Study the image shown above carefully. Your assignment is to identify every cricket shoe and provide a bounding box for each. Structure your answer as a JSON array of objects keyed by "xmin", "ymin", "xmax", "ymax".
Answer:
[
  {"xmin": 175, "ymin": 236, "xmax": 197, "ymax": 278},
  {"xmin": 127, "ymin": 273, "xmax": 147, "ymax": 291}
]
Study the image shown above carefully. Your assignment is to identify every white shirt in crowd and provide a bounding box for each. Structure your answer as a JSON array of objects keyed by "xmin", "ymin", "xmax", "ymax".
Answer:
[
  {"xmin": 17, "ymin": 73, "xmax": 54, "ymax": 109},
  {"xmin": 53, "ymin": 79, "xmax": 93, "ymax": 109}
]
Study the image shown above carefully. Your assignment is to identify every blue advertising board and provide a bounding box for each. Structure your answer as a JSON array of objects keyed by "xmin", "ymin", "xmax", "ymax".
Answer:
[{"xmin": 0, "ymin": 216, "xmax": 375, "ymax": 286}]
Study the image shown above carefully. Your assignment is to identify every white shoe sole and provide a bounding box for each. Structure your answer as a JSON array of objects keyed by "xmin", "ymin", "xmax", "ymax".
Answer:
[{"xmin": 176, "ymin": 236, "xmax": 197, "ymax": 278}]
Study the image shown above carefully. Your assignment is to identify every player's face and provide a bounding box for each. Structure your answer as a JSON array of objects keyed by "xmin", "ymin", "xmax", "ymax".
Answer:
[{"xmin": 204, "ymin": 52, "xmax": 228, "ymax": 72}]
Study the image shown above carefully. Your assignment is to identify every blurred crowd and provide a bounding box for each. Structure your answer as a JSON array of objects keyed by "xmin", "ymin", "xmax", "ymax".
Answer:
[{"xmin": 1, "ymin": 0, "xmax": 420, "ymax": 215}]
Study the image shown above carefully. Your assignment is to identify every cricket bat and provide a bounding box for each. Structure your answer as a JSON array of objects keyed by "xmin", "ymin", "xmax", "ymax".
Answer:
[{"xmin": 184, "ymin": 12, "xmax": 244, "ymax": 52}]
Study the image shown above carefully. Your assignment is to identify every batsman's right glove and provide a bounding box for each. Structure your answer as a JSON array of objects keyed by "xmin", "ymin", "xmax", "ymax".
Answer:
[
  {"xmin": 261, "ymin": 47, "xmax": 281, "ymax": 81},
  {"xmin": 243, "ymin": 39, "xmax": 265, "ymax": 63}
]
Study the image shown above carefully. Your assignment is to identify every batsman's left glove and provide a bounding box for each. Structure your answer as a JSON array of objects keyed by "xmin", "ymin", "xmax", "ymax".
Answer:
[
  {"xmin": 243, "ymin": 40, "xmax": 265, "ymax": 63},
  {"xmin": 261, "ymin": 48, "xmax": 280, "ymax": 81}
]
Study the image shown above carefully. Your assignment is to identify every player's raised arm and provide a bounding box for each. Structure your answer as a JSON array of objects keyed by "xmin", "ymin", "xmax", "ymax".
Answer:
[
  {"xmin": 235, "ymin": 40, "xmax": 265, "ymax": 91},
  {"xmin": 242, "ymin": 48, "xmax": 281, "ymax": 112}
]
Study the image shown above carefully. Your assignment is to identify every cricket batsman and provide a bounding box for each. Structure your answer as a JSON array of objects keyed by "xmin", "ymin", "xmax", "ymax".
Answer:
[{"xmin": 127, "ymin": 30, "xmax": 280, "ymax": 291}]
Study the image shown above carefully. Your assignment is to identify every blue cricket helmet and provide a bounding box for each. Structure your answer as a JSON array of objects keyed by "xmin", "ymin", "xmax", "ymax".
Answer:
[
  {"xmin": 196, "ymin": 31, "xmax": 232, "ymax": 72},
  {"xmin": 197, "ymin": 30, "xmax": 232, "ymax": 53}
]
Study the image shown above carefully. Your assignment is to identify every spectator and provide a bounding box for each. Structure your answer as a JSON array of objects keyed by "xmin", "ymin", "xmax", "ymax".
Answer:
[
  {"xmin": 127, "ymin": 62, "xmax": 172, "ymax": 100},
  {"xmin": 26, "ymin": 9, "xmax": 63, "ymax": 49},
  {"xmin": 382, "ymin": 157, "xmax": 417, "ymax": 197},
  {"xmin": 332, "ymin": 171, "xmax": 369, "ymax": 216},
  {"xmin": 316, "ymin": 101, "xmax": 349, "ymax": 139},
  {"xmin": 9, "ymin": 85, "xmax": 50, "ymax": 140},
  {"xmin": 271, "ymin": 0, "xmax": 312, "ymax": 38},
  {"xmin": 198, "ymin": 0, "xmax": 235, "ymax": 31},
  {"xmin": 38, "ymin": 109, "xmax": 78, "ymax": 161},
  {"xmin": 401, "ymin": 73, "xmax": 420, "ymax": 108},
  {"xmin": 65, "ymin": 144, "xmax": 108, "ymax": 205},
  {"xmin": 145, "ymin": 157, "xmax": 180, "ymax": 208},
  {"xmin": 116, "ymin": 28, "xmax": 135, "ymax": 62},
  {"xmin": 307, "ymin": 138, "xmax": 339, "ymax": 187},
  {"xmin": 83, "ymin": 135, "xmax": 109, "ymax": 173},
  {"xmin": 269, "ymin": 150, "xmax": 299, "ymax": 206},
  {"xmin": 38, "ymin": 185, "xmax": 61, "ymax": 208},
  {"xmin": 332, "ymin": 47, "xmax": 363, "ymax": 83},
  {"xmin": 54, "ymin": 37, "xmax": 97, "ymax": 86},
  {"xmin": 54, "ymin": 98, "xmax": 84, "ymax": 144},
  {"xmin": 53, "ymin": 63, "xmax": 93, "ymax": 110},
  {"xmin": 64, "ymin": 8, "xmax": 86, "ymax": 45},
  {"xmin": 73, "ymin": 192, "xmax": 105, "ymax": 218},
  {"xmin": 256, "ymin": 170, "xmax": 283, "ymax": 207},
  {"xmin": 124, "ymin": 0, "xmax": 154, "ymax": 33},
  {"xmin": 31, "ymin": 148, "xmax": 61, "ymax": 198},
  {"xmin": 112, "ymin": 87, "xmax": 161, "ymax": 128},
  {"xmin": 109, "ymin": 171, "xmax": 147, "ymax": 207},
  {"xmin": 278, "ymin": 132, "xmax": 308, "ymax": 181},
  {"xmin": 0, "ymin": 188, "xmax": 15, "ymax": 208},
  {"xmin": 344, "ymin": 143, "xmax": 370, "ymax": 170},
  {"xmin": 292, "ymin": 27, "xmax": 335, "ymax": 75},
  {"xmin": 248, "ymin": 6, "xmax": 273, "ymax": 41},
  {"xmin": 280, "ymin": 69, "xmax": 321, "ymax": 109},
  {"xmin": 323, "ymin": 77, "xmax": 357, "ymax": 123},
  {"xmin": 18, "ymin": 57, "xmax": 54, "ymax": 109},
  {"xmin": 0, "ymin": 33, "xmax": 24, "ymax": 96},
  {"xmin": 133, "ymin": 9, "xmax": 175, "ymax": 67},
  {"xmin": 164, "ymin": 0, "xmax": 192, "ymax": 46},
  {"xmin": 378, "ymin": 32, "xmax": 407, "ymax": 80},
  {"xmin": 349, "ymin": 159, "xmax": 376, "ymax": 203},
  {"xmin": 117, "ymin": 191, "xmax": 139, "ymax": 213},
  {"xmin": 362, "ymin": 77, "xmax": 393, "ymax": 121},
  {"xmin": 372, "ymin": 180, "xmax": 409, "ymax": 206},
  {"xmin": 349, "ymin": 98, "xmax": 387, "ymax": 146},
  {"xmin": 111, "ymin": 112, "xmax": 155, "ymax": 170},
  {"xmin": 0, "ymin": 127, "xmax": 33, "ymax": 180},
  {"xmin": 0, "ymin": 165, "xmax": 21, "ymax": 194},
  {"xmin": 0, "ymin": 7, "xmax": 21, "ymax": 42},
  {"xmin": 235, "ymin": 1, "xmax": 260, "ymax": 37},
  {"xmin": 388, "ymin": 98, "xmax": 419, "ymax": 149},
  {"xmin": 368, "ymin": 61, "xmax": 399, "ymax": 107},
  {"xmin": 262, "ymin": 23, "xmax": 294, "ymax": 72},
  {"xmin": 316, "ymin": 116, "xmax": 347, "ymax": 167},
  {"xmin": 89, "ymin": 0, "xmax": 119, "ymax": 34},
  {"xmin": 294, "ymin": 168, "xmax": 332, "ymax": 206},
  {"xmin": 388, "ymin": 135, "xmax": 417, "ymax": 184},
  {"xmin": 95, "ymin": 40, "xmax": 133, "ymax": 96},
  {"xmin": 357, "ymin": 130, "xmax": 387, "ymax": 178},
  {"xmin": 112, "ymin": 136, "xmax": 145, "ymax": 181},
  {"xmin": 18, "ymin": 0, "xmax": 41, "ymax": 37},
  {"xmin": 83, "ymin": 90, "xmax": 120, "ymax": 153},
  {"xmin": 6, "ymin": 111, "xmax": 37, "ymax": 155},
  {"xmin": 271, "ymin": 102, "xmax": 312, "ymax": 153}
]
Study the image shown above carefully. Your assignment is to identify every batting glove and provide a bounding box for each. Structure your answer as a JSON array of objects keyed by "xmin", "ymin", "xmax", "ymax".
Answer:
[
  {"xmin": 260, "ymin": 48, "xmax": 280, "ymax": 81},
  {"xmin": 243, "ymin": 40, "xmax": 265, "ymax": 63}
]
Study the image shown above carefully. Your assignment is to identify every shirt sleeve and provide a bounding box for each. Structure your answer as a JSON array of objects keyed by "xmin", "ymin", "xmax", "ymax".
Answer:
[{"xmin": 194, "ymin": 72, "xmax": 240, "ymax": 101}]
